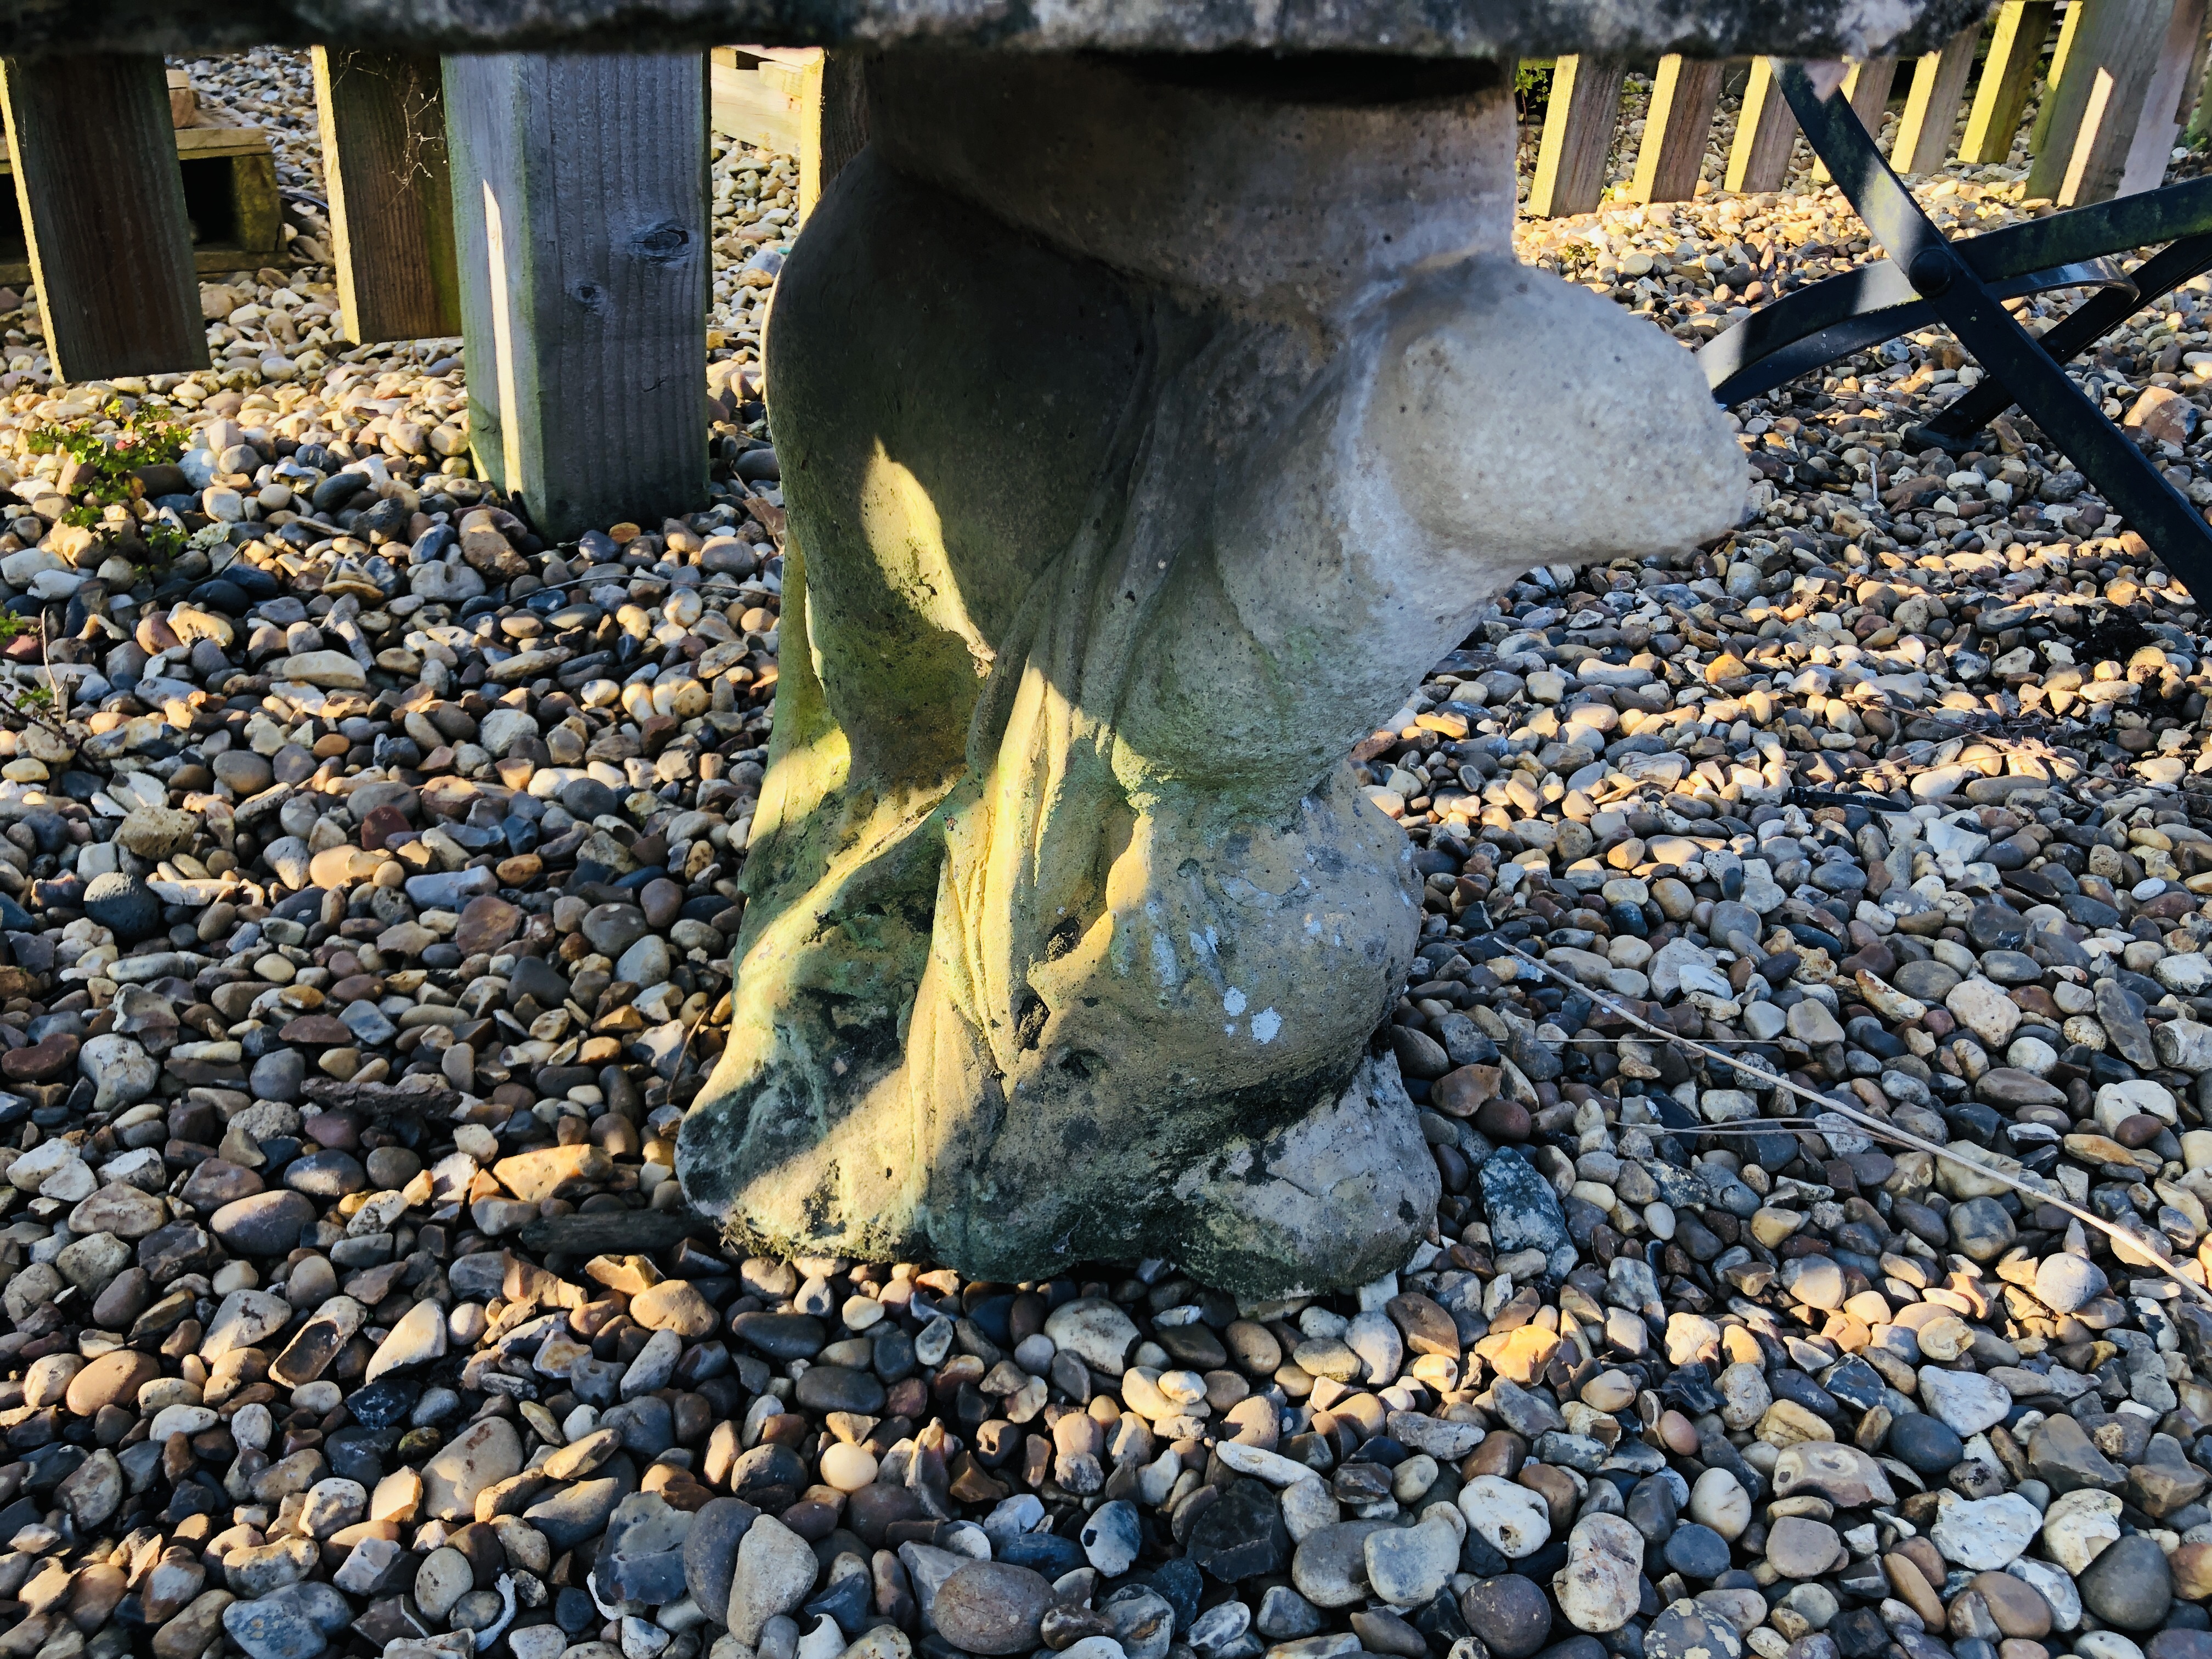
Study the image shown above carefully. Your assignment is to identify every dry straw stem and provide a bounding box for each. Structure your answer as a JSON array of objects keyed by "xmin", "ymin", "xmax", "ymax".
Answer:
[{"xmin": 1491, "ymin": 939, "xmax": 2212, "ymax": 1312}]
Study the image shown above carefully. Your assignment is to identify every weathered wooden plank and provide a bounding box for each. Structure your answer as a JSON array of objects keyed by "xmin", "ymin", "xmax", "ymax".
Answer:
[
  {"xmin": 1812, "ymin": 56, "xmax": 1900, "ymax": 182},
  {"xmin": 443, "ymin": 52, "xmax": 710, "ymax": 541},
  {"xmin": 1629, "ymin": 55, "xmax": 1724, "ymax": 205},
  {"xmin": 2191, "ymin": 21, "xmax": 2212, "ymax": 139},
  {"xmin": 805, "ymin": 48, "xmax": 867, "ymax": 219},
  {"xmin": 2119, "ymin": 0, "xmax": 2208, "ymax": 195},
  {"xmin": 710, "ymin": 45, "xmax": 868, "ymax": 226},
  {"xmin": 166, "ymin": 67, "xmax": 196, "ymax": 128},
  {"xmin": 1526, "ymin": 54, "xmax": 1628, "ymax": 217},
  {"xmin": 313, "ymin": 47, "xmax": 461, "ymax": 344},
  {"xmin": 709, "ymin": 48, "xmax": 812, "ymax": 160},
  {"xmin": 174, "ymin": 125, "xmax": 275, "ymax": 157},
  {"xmin": 2180, "ymin": 1, "xmax": 2212, "ymax": 139},
  {"xmin": 1843, "ymin": 54, "xmax": 1902, "ymax": 133},
  {"xmin": 1891, "ymin": 26, "xmax": 1983, "ymax": 174},
  {"xmin": 2028, "ymin": 0, "xmax": 2185, "ymax": 204},
  {"xmin": 0, "ymin": 53, "xmax": 203, "ymax": 381},
  {"xmin": 789, "ymin": 49, "xmax": 828, "ymax": 219},
  {"xmin": 1724, "ymin": 57, "xmax": 1799, "ymax": 194},
  {"xmin": 224, "ymin": 143, "xmax": 283, "ymax": 270},
  {"xmin": 1961, "ymin": 0, "xmax": 2056, "ymax": 163},
  {"xmin": 0, "ymin": 122, "xmax": 282, "ymax": 287},
  {"xmin": 2028, "ymin": 0, "xmax": 2090, "ymax": 156}
]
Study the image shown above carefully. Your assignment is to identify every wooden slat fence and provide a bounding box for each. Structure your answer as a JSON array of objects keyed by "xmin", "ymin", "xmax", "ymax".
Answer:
[
  {"xmin": 0, "ymin": 19, "xmax": 2202, "ymax": 527},
  {"xmin": 1520, "ymin": 0, "xmax": 2208, "ymax": 217}
]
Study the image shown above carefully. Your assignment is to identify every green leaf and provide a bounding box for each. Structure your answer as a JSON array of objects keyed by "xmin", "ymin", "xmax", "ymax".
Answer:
[{"xmin": 19, "ymin": 398, "xmax": 191, "ymax": 558}]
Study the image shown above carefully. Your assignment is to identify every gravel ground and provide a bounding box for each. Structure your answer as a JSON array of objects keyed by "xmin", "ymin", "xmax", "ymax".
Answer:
[{"xmin": 0, "ymin": 46, "xmax": 2209, "ymax": 1659}]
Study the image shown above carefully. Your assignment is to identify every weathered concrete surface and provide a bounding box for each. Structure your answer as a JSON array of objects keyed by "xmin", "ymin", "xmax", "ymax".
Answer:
[
  {"xmin": 2, "ymin": 0, "xmax": 1990, "ymax": 59},
  {"xmin": 677, "ymin": 52, "xmax": 1746, "ymax": 1294}
]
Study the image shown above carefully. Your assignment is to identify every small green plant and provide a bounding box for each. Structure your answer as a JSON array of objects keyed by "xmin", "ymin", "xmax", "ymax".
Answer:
[
  {"xmin": 1515, "ymin": 60, "xmax": 1554, "ymax": 122},
  {"xmin": 5, "ymin": 398, "xmax": 191, "ymax": 760},
  {"xmin": 22, "ymin": 397, "xmax": 190, "ymax": 542}
]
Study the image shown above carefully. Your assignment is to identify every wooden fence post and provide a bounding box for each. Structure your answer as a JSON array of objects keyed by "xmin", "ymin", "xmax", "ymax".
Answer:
[
  {"xmin": 1961, "ymin": 1, "xmax": 2057, "ymax": 162},
  {"xmin": 1843, "ymin": 55, "xmax": 1903, "ymax": 133},
  {"xmin": 2027, "ymin": 0, "xmax": 2087, "ymax": 157},
  {"xmin": 443, "ymin": 52, "xmax": 709, "ymax": 541},
  {"xmin": 1724, "ymin": 57, "xmax": 1799, "ymax": 194},
  {"xmin": 1629, "ymin": 56, "xmax": 1725, "ymax": 204},
  {"xmin": 313, "ymin": 48, "xmax": 461, "ymax": 345},
  {"xmin": 2119, "ymin": 0, "xmax": 2209, "ymax": 195},
  {"xmin": 802, "ymin": 50, "xmax": 868, "ymax": 219},
  {"xmin": 1526, "ymin": 55, "xmax": 1628, "ymax": 217},
  {"xmin": 2192, "ymin": 29, "xmax": 2212, "ymax": 140},
  {"xmin": 1813, "ymin": 57, "xmax": 1900, "ymax": 181},
  {"xmin": 0, "ymin": 54, "xmax": 203, "ymax": 381},
  {"xmin": 2027, "ymin": 0, "xmax": 2187, "ymax": 205},
  {"xmin": 1891, "ymin": 26, "xmax": 1983, "ymax": 174},
  {"xmin": 2180, "ymin": 5, "xmax": 2212, "ymax": 139}
]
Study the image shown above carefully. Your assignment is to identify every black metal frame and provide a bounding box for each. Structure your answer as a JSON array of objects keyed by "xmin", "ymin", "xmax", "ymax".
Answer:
[{"xmin": 1697, "ymin": 61, "xmax": 2212, "ymax": 596}]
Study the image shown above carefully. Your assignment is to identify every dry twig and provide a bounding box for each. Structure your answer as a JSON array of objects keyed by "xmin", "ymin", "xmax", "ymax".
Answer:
[{"xmin": 1492, "ymin": 939, "xmax": 2212, "ymax": 1311}]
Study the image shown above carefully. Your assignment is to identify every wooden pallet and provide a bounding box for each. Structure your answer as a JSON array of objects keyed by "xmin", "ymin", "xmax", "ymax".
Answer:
[
  {"xmin": 0, "ymin": 116, "xmax": 281, "ymax": 287},
  {"xmin": 708, "ymin": 46, "xmax": 865, "ymax": 225},
  {"xmin": 1522, "ymin": 0, "xmax": 2209, "ymax": 217}
]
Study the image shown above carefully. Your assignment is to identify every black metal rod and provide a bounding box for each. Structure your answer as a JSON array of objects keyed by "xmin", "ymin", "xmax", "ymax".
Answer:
[
  {"xmin": 1708, "ymin": 297, "xmax": 1939, "ymax": 405},
  {"xmin": 1701, "ymin": 162, "xmax": 2212, "ymax": 406},
  {"xmin": 1774, "ymin": 60, "xmax": 2212, "ymax": 599},
  {"xmin": 1947, "ymin": 174, "xmax": 2212, "ymax": 283},
  {"xmin": 1702, "ymin": 257, "xmax": 2134, "ymax": 405},
  {"xmin": 1702, "ymin": 261, "xmax": 1920, "ymax": 400},
  {"xmin": 1926, "ymin": 230, "xmax": 2212, "ymax": 443}
]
